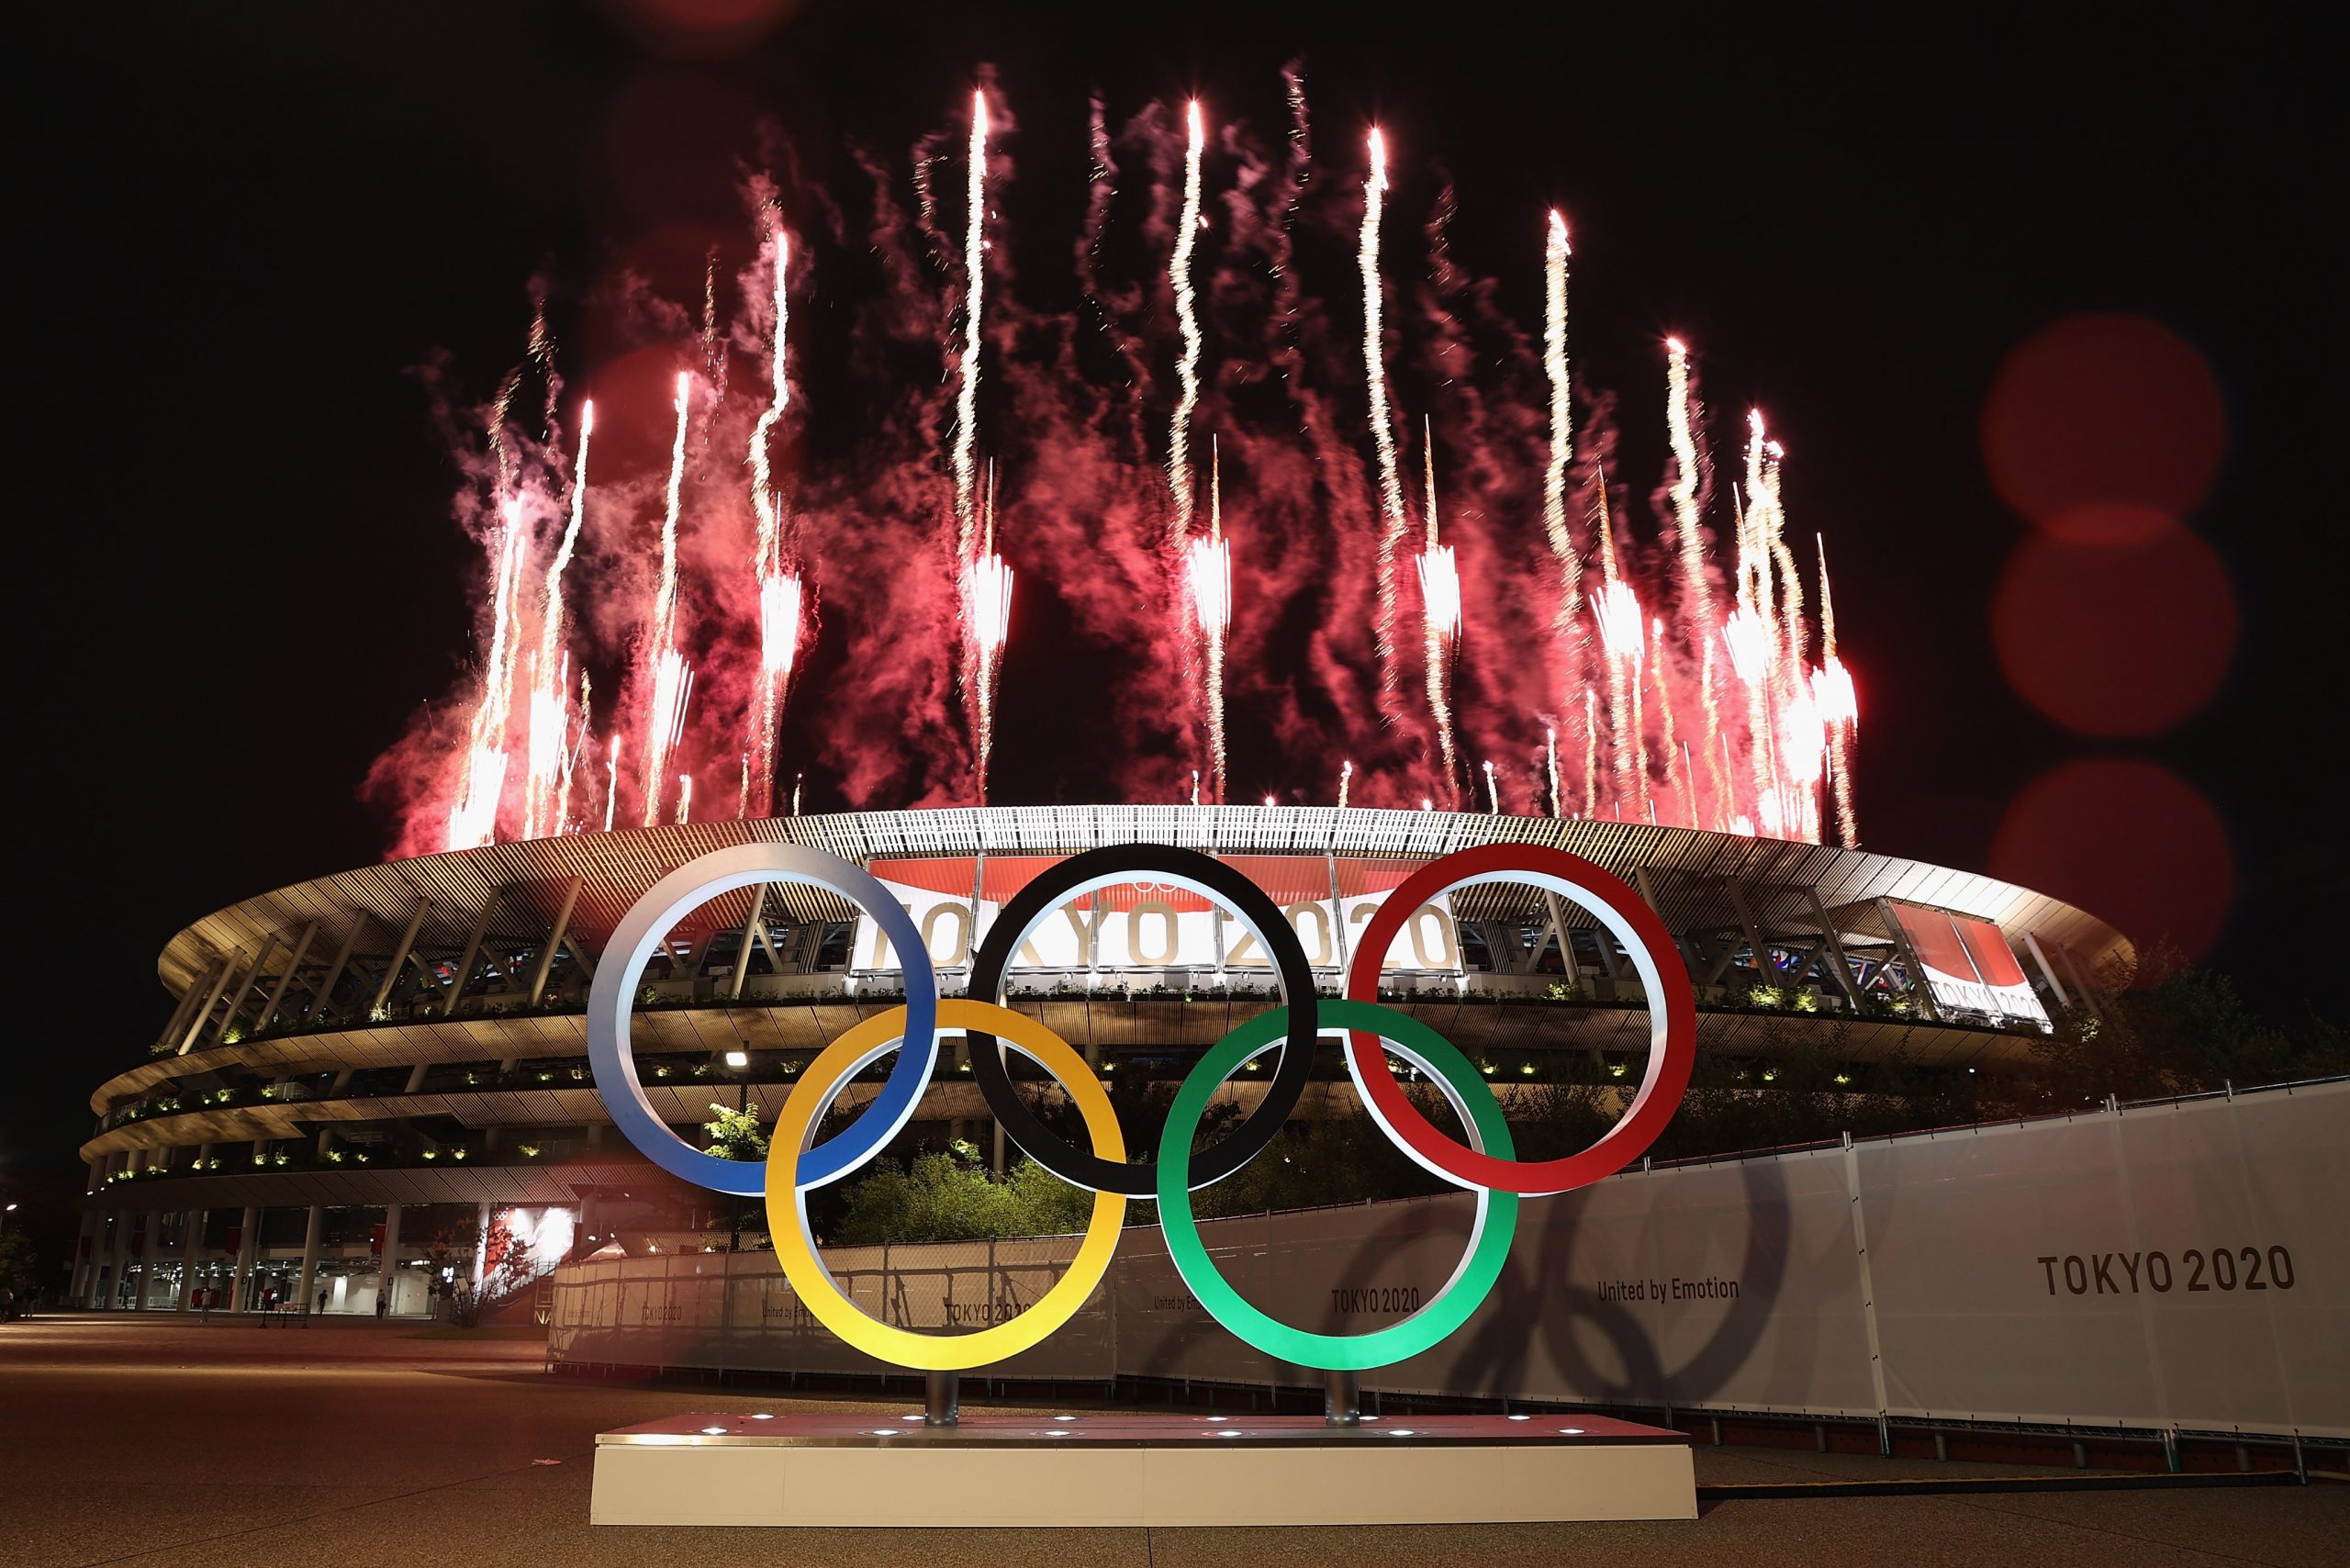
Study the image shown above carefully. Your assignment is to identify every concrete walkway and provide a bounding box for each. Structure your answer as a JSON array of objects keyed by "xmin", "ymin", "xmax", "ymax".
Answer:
[{"xmin": 5, "ymin": 1314, "xmax": 2341, "ymax": 1566}]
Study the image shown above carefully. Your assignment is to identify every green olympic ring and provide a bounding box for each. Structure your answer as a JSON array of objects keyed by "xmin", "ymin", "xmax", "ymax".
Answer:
[{"xmin": 1155, "ymin": 1000, "xmax": 1518, "ymax": 1372}]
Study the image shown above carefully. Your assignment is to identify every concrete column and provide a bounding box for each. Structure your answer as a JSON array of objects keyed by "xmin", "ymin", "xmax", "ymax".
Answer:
[
  {"xmin": 297, "ymin": 1205, "xmax": 323, "ymax": 1316},
  {"xmin": 106, "ymin": 1211, "xmax": 131, "ymax": 1310},
  {"xmin": 130, "ymin": 1213, "xmax": 160, "ymax": 1316},
  {"xmin": 379, "ymin": 1204, "xmax": 404, "ymax": 1314},
  {"xmin": 176, "ymin": 1207, "xmax": 203, "ymax": 1310},
  {"xmin": 70, "ymin": 1211, "xmax": 97, "ymax": 1305},
  {"xmin": 230, "ymin": 1205, "xmax": 259, "ymax": 1311}
]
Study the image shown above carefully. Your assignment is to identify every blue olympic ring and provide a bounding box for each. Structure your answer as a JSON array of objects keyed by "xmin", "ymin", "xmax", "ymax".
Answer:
[{"xmin": 585, "ymin": 842, "xmax": 939, "ymax": 1195}]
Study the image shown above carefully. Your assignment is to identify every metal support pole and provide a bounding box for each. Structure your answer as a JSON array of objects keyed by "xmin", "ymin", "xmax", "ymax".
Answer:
[
  {"xmin": 526, "ymin": 877, "xmax": 584, "ymax": 1007},
  {"xmin": 176, "ymin": 958, "xmax": 238, "ymax": 1055},
  {"xmin": 1324, "ymin": 1368, "xmax": 1361, "ymax": 1427},
  {"xmin": 212, "ymin": 935, "xmax": 279, "ymax": 1044},
  {"xmin": 252, "ymin": 923, "xmax": 319, "ymax": 1037},
  {"xmin": 725, "ymin": 884, "xmax": 767, "ymax": 1002},
  {"xmin": 1806, "ymin": 889, "xmax": 1869, "ymax": 1011},
  {"xmin": 370, "ymin": 900, "xmax": 431, "ymax": 1016},
  {"xmin": 445, "ymin": 893, "xmax": 502, "ymax": 1012},
  {"xmin": 1874, "ymin": 899, "xmax": 1943, "ymax": 1022},
  {"xmin": 305, "ymin": 917, "xmax": 369, "ymax": 1024},
  {"xmin": 924, "ymin": 1370, "xmax": 960, "ymax": 1426}
]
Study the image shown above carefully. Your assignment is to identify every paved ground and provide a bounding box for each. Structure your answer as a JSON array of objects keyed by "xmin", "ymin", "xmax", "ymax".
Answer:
[{"xmin": 3, "ymin": 1314, "xmax": 2341, "ymax": 1566}]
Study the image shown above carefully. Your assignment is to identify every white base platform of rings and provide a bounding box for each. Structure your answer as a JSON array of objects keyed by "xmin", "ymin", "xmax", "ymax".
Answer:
[{"xmin": 590, "ymin": 1411, "xmax": 1697, "ymax": 1528}]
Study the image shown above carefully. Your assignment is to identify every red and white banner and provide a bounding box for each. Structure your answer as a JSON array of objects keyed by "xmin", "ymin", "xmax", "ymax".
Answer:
[{"xmin": 1890, "ymin": 902, "xmax": 2050, "ymax": 1026}]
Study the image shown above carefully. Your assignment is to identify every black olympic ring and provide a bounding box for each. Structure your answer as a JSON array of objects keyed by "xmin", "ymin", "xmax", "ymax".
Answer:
[{"xmin": 965, "ymin": 844, "xmax": 1320, "ymax": 1197}]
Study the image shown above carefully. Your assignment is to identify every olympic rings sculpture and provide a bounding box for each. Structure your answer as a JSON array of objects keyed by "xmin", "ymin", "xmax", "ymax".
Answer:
[{"xmin": 586, "ymin": 838, "xmax": 1696, "ymax": 1372}]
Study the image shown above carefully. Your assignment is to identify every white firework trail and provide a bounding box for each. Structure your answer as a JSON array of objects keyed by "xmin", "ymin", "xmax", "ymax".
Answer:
[
  {"xmin": 603, "ymin": 734, "xmax": 621, "ymax": 834},
  {"xmin": 1541, "ymin": 212, "xmax": 1580, "ymax": 627},
  {"xmin": 1167, "ymin": 99, "xmax": 1206, "ymax": 551},
  {"xmin": 1666, "ymin": 338, "xmax": 1727, "ymax": 833},
  {"xmin": 1815, "ymin": 532, "xmax": 1859, "ymax": 846},
  {"xmin": 447, "ymin": 497, "xmax": 529, "ymax": 850},
  {"xmin": 1360, "ymin": 129, "xmax": 1410, "ymax": 704},
  {"xmin": 962, "ymin": 463, "xmax": 1013, "ymax": 801},
  {"xmin": 1483, "ymin": 759, "xmax": 1500, "ymax": 813},
  {"xmin": 1591, "ymin": 484, "xmax": 1649, "ymax": 822},
  {"xmin": 1416, "ymin": 420, "xmax": 1461, "ymax": 801},
  {"xmin": 1545, "ymin": 726, "xmax": 1562, "ymax": 818},
  {"xmin": 523, "ymin": 399, "xmax": 593, "ymax": 840},
  {"xmin": 749, "ymin": 225, "xmax": 799, "ymax": 816},
  {"xmin": 954, "ymin": 89, "xmax": 988, "ymax": 559},
  {"xmin": 1649, "ymin": 618, "xmax": 1685, "ymax": 826},
  {"xmin": 641, "ymin": 372, "xmax": 692, "ymax": 825},
  {"xmin": 1185, "ymin": 439, "xmax": 1232, "ymax": 801},
  {"xmin": 1581, "ymin": 689, "xmax": 1600, "ymax": 819},
  {"xmin": 1337, "ymin": 758, "xmax": 1353, "ymax": 811},
  {"xmin": 675, "ymin": 773, "xmax": 692, "ymax": 827}
]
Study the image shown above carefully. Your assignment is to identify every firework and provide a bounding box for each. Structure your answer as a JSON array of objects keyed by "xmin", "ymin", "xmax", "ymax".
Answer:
[
  {"xmin": 1167, "ymin": 100, "xmax": 1206, "ymax": 551},
  {"xmin": 1337, "ymin": 758, "xmax": 1353, "ymax": 811},
  {"xmin": 641, "ymin": 372, "xmax": 692, "ymax": 825},
  {"xmin": 1482, "ymin": 758, "xmax": 1500, "ymax": 813},
  {"xmin": 446, "ymin": 497, "xmax": 529, "ymax": 850},
  {"xmin": 556, "ymin": 671, "xmax": 590, "ymax": 835},
  {"xmin": 382, "ymin": 84, "xmax": 1874, "ymax": 857},
  {"xmin": 602, "ymin": 734, "xmax": 621, "ymax": 834},
  {"xmin": 1361, "ymin": 129, "xmax": 1410, "ymax": 707},
  {"xmin": 954, "ymin": 90, "xmax": 988, "ymax": 559},
  {"xmin": 1649, "ymin": 618, "xmax": 1685, "ymax": 827},
  {"xmin": 749, "ymin": 226, "xmax": 800, "ymax": 816},
  {"xmin": 676, "ymin": 773, "xmax": 693, "ymax": 826},
  {"xmin": 520, "ymin": 400, "xmax": 593, "ymax": 841},
  {"xmin": 1185, "ymin": 441, "xmax": 1232, "ymax": 801},
  {"xmin": 1815, "ymin": 532, "xmax": 1859, "ymax": 845},
  {"xmin": 1542, "ymin": 212, "xmax": 1579, "ymax": 619},
  {"xmin": 1416, "ymin": 420, "xmax": 1461, "ymax": 801},
  {"xmin": 1590, "ymin": 484, "xmax": 1649, "ymax": 821},
  {"xmin": 961, "ymin": 465, "xmax": 1013, "ymax": 800},
  {"xmin": 1667, "ymin": 339, "xmax": 1727, "ymax": 833}
]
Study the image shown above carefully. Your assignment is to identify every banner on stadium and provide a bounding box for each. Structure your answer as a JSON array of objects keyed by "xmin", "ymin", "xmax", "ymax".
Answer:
[
  {"xmin": 1889, "ymin": 901, "xmax": 2051, "ymax": 1026},
  {"xmin": 849, "ymin": 854, "xmax": 1461, "ymax": 975}
]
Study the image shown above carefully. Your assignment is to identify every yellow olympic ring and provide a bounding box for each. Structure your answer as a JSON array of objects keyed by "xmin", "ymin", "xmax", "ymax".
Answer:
[{"xmin": 763, "ymin": 999, "xmax": 1126, "ymax": 1371}]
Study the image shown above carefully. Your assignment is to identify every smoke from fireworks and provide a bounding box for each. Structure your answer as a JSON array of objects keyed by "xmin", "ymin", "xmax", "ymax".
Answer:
[{"xmin": 380, "ymin": 73, "xmax": 1864, "ymax": 856}]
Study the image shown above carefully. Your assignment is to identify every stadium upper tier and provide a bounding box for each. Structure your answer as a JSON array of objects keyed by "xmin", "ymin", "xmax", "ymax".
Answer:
[{"xmin": 85, "ymin": 808, "xmax": 2126, "ymax": 1186}]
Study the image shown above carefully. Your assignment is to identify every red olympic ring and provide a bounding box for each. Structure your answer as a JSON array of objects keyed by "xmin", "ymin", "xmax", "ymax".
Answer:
[{"xmin": 1344, "ymin": 843, "xmax": 1697, "ymax": 1197}]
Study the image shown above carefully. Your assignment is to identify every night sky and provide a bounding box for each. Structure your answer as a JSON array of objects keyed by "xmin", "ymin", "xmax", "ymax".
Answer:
[{"xmin": 11, "ymin": 4, "xmax": 2333, "ymax": 1190}]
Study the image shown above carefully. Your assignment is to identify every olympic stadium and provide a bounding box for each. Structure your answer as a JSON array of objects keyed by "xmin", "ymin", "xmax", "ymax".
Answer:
[{"xmin": 67, "ymin": 804, "xmax": 2128, "ymax": 1317}]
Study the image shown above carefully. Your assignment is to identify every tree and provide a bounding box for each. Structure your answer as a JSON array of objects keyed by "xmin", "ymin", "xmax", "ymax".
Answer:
[
  {"xmin": 830, "ymin": 1140, "xmax": 1092, "ymax": 1246},
  {"xmin": 702, "ymin": 1102, "xmax": 769, "ymax": 1251}
]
